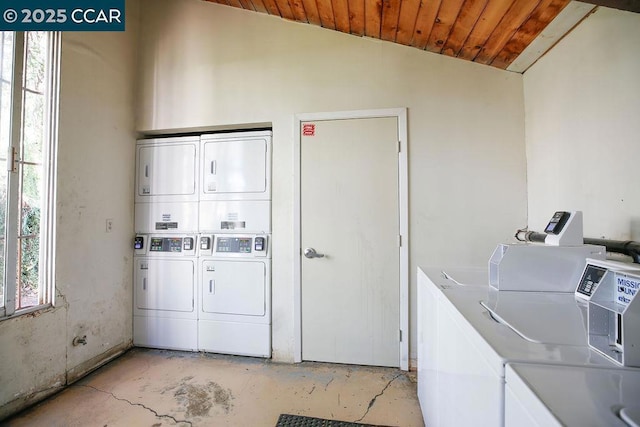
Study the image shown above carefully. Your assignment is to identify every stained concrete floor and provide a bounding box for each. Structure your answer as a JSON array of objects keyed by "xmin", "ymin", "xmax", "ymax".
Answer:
[{"xmin": 5, "ymin": 348, "xmax": 425, "ymax": 426}]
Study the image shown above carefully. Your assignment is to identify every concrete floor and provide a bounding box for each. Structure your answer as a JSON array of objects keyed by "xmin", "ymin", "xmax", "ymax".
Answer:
[{"xmin": 5, "ymin": 348, "xmax": 425, "ymax": 426}]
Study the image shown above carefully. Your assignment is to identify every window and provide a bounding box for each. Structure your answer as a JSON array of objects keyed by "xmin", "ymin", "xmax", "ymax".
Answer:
[{"xmin": 0, "ymin": 31, "xmax": 59, "ymax": 318}]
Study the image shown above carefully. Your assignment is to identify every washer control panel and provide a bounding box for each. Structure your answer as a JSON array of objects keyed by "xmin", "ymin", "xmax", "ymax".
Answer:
[
  {"xmin": 576, "ymin": 264, "xmax": 607, "ymax": 299},
  {"xmin": 576, "ymin": 259, "xmax": 640, "ymax": 300}
]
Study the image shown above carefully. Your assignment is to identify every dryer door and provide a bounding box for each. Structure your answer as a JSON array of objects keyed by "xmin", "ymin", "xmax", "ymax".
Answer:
[
  {"xmin": 136, "ymin": 138, "xmax": 198, "ymax": 202},
  {"xmin": 135, "ymin": 258, "xmax": 195, "ymax": 313},
  {"xmin": 201, "ymin": 138, "xmax": 268, "ymax": 198},
  {"xmin": 201, "ymin": 260, "xmax": 266, "ymax": 316}
]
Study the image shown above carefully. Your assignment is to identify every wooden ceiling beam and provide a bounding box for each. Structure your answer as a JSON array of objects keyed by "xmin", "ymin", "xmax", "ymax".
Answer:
[
  {"xmin": 364, "ymin": 0, "xmax": 383, "ymax": 38},
  {"xmin": 289, "ymin": 0, "xmax": 310, "ymax": 21},
  {"xmin": 300, "ymin": 0, "xmax": 322, "ymax": 24},
  {"xmin": 381, "ymin": 0, "xmax": 403, "ymax": 41},
  {"xmin": 490, "ymin": 0, "xmax": 569, "ymax": 69},
  {"xmin": 249, "ymin": 0, "xmax": 269, "ymax": 13},
  {"xmin": 274, "ymin": 0, "xmax": 296, "ymax": 19},
  {"xmin": 202, "ymin": 0, "xmax": 588, "ymax": 71},
  {"xmin": 426, "ymin": 0, "xmax": 466, "ymax": 53},
  {"xmin": 333, "ymin": 0, "xmax": 352, "ymax": 33},
  {"xmin": 457, "ymin": 0, "xmax": 516, "ymax": 61},
  {"xmin": 441, "ymin": 0, "xmax": 489, "ymax": 57},
  {"xmin": 410, "ymin": 0, "xmax": 442, "ymax": 49},
  {"xmin": 475, "ymin": 0, "xmax": 542, "ymax": 64},
  {"xmin": 349, "ymin": 0, "xmax": 366, "ymax": 36},
  {"xmin": 317, "ymin": 0, "xmax": 337, "ymax": 28},
  {"xmin": 260, "ymin": 0, "xmax": 282, "ymax": 15},
  {"xmin": 226, "ymin": 0, "xmax": 244, "ymax": 8},
  {"xmin": 238, "ymin": 0, "xmax": 256, "ymax": 10},
  {"xmin": 395, "ymin": 0, "xmax": 422, "ymax": 45}
]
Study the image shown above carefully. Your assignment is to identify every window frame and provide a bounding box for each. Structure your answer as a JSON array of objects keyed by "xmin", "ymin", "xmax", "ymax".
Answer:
[{"xmin": 0, "ymin": 31, "xmax": 60, "ymax": 319}]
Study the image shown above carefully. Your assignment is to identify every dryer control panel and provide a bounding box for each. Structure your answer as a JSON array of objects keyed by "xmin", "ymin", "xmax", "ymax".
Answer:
[
  {"xmin": 199, "ymin": 234, "xmax": 270, "ymax": 258},
  {"xmin": 216, "ymin": 237, "xmax": 253, "ymax": 253},
  {"xmin": 134, "ymin": 234, "xmax": 198, "ymax": 256}
]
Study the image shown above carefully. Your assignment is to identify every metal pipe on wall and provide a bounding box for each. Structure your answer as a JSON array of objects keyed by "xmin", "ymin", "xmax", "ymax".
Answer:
[{"xmin": 514, "ymin": 228, "xmax": 640, "ymax": 263}]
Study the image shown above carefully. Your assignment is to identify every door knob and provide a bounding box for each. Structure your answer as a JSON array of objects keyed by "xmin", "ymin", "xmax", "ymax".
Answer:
[{"xmin": 304, "ymin": 247, "xmax": 325, "ymax": 259}]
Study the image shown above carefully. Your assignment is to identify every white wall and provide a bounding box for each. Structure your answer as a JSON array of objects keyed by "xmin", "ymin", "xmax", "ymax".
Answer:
[
  {"xmin": 0, "ymin": 1, "xmax": 139, "ymax": 418},
  {"xmin": 524, "ymin": 7, "xmax": 640, "ymax": 239},
  {"xmin": 137, "ymin": 0, "xmax": 527, "ymax": 363}
]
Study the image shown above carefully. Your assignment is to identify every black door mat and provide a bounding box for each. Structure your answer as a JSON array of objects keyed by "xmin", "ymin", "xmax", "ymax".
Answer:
[{"xmin": 275, "ymin": 414, "xmax": 392, "ymax": 427}]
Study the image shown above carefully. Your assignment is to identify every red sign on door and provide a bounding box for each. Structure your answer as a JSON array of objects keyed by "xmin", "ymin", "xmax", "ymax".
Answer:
[{"xmin": 303, "ymin": 123, "xmax": 316, "ymax": 136}]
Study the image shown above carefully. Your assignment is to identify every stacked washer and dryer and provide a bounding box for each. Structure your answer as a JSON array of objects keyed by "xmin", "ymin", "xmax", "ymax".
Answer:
[{"xmin": 133, "ymin": 131, "xmax": 272, "ymax": 358}]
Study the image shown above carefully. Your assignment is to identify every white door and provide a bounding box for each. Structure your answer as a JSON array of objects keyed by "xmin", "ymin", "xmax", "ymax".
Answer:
[{"xmin": 301, "ymin": 117, "xmax": 400, "ymax": 367}]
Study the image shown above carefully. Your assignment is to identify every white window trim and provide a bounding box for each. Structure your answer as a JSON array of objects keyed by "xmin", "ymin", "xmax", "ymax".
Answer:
[{"xmin": 1, "ymin": 31, "xmax": 60, "ymax": 319}]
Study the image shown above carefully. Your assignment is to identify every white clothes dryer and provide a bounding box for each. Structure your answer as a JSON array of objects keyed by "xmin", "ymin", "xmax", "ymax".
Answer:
[
  {"xmin": 199, "ymin": 131, "xmax": 271, "ymax": 201},
  {"xmin": 199, "ymin": 131, "xmax": 272, "ymax": 234},
  {"xmin": 135, "ymin": 136, "xmax": 200, "ymax": 234}
]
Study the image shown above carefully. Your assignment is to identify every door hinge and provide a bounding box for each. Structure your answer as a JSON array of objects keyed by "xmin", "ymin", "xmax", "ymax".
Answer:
[
  {"xmin": 398, "ymin": 235, "xmax": 402, "ymax": 247},
  {"xmin": 399, "ymin": 329, "xmax": 403, "ymax": 342},
  {"xmin": 8, "ymin": 146, "xmax": 17, "ymax": 172},
  {"xmin": 397, "ymin": 140, "xmax": 401, "ymax": 153}
]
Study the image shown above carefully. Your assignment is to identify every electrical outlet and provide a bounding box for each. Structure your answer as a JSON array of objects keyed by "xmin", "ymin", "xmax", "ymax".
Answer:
[{"xmin": 106, "ymin": 219, "xmax": 113, "ymax": 233}]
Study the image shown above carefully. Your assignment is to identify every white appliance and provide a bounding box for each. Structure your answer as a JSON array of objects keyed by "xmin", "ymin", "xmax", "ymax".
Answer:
[
  {"xmin": 417, "ymin": 211, "xmax": 640, "ymax": 426},
  {"xmin": 199, "ymin": 131, "xmax": 272, "ymax": 233},
  {"xmin": 588, "ymin": 268, "xmax": 640, "ymax": 367},
  {"xmin": 133, "ymin": 130, "xmax": 273, "ymax": 358},
  {"xmin": 198, "ymin": 233, "xmax": 271, "ymax": 357},
  {"xmin": 133, "ymin": 233, "xmax": 198, "ymax": 351},
  {"xmin": 135, "ymin": 136, "xmax": 200, "ymax": 234},
  {"xmin": 575, "ymin": 258, "xmax": 640, "ymax": 301},
  {"xmin": 505, "ymin": 363, "xmax": 640, "ymax": 427},
  {"xmin": 417, "ymin": 267, "xmax": 626, "ymax": 427},
  {"xmin": 489, "ymin": 211, "xmax": 606, "ymax": 292},
  {"xmin": 489, "ymin": 244, "xmax": 605, "ymax": 292}
]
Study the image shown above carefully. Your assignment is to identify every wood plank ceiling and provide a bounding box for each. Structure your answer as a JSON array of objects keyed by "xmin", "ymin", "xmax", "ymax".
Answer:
[{"xmin": 203, "ymin": 0, "xmax": 573, "ymax": 70}]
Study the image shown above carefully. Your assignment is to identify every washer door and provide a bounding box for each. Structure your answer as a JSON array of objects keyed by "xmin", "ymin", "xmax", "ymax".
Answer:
[{"xmin": 201, "ymin": 260, "xmax": 266, "ymax": 316}]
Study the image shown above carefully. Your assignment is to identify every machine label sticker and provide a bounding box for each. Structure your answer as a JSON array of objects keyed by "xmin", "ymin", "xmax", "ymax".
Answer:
[
  {"xmin": 616, "ymin": 274, "xmax": 639, "ymax": 306},
  {"xmin": 155, "ymin": 222, "xmax": 178, "ymax": 230},
  {"xmin": 302, "ymin": 123, "xmax": 316, "ymax": 136},
  {"xmin": 221, "ymin": 221, "xmax": 246, "ymax": 230},
  {"xmin": 0, "ymin": 0, "xmax": 125, "ymax": 31}
]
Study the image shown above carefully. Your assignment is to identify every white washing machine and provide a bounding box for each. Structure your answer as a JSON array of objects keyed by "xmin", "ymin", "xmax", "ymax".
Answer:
[
  {"xmin": 135, "ymin": 136, "xmax": 199, "ymax": 233},
  {"xmin": 417, "ymin": 267, "xmax": 627, "ymax": 427},
  {"xmin": 199, "ymin": 131, "xmax": 271, "ymax": 233},
  {"xmin": 505, "ymin": 363, "xmax": 640, "ymax": 426},
  {"xmin": 198, "ymin": 233, "xmax": 271, "ymax": 357},
  {"xmin": 133, "ymin": 234, "xmax": 198, "ymax": 351}
]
